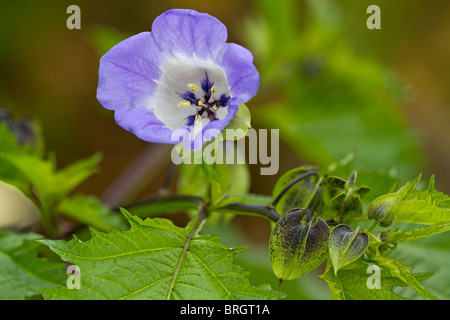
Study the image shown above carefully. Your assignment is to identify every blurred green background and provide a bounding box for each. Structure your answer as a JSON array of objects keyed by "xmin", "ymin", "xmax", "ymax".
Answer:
[{"xmin": 0, "ymin": 0, "xmax": 449, "ymax": 299}]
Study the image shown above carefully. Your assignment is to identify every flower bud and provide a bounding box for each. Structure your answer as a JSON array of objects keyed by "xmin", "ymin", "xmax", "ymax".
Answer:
[
  {"xmin": 368, "ymin": 193, "xmax": 397, "ymax": 227},
  {"xmin": 0, "ymin": 181, "xmax": 40, "ymax": 229}
]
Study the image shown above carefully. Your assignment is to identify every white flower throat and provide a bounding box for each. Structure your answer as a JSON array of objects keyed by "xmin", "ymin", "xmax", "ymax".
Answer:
[{"xmin": 150, "ymin": 54, "xmax": 231, "ymax": 130}]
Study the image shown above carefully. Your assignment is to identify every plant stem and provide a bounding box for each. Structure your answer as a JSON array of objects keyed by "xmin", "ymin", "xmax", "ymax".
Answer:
[
  {"xmin": 120, "ymin": 194, "xmax": 280, "ymax": 222},
  {"xmin": 219, "ymin": 203, "xmax": 280, "ymax": 222},
  {"xmin": 366, "ymin": 220, "xmax": 378, "ymax": 233}
]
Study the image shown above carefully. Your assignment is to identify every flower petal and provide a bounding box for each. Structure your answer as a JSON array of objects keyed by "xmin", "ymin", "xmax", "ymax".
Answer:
[
  {"xmin": 151, "ymin": 9, "xmax": 228, "ymax": 60},
  {"xmin": 97, "ymin": 32, "xmax": 163, "ymax": 111},
  {"xmin": 114, "ymin": 109, "xmax": 179, "ymax": 144},
  {"xmin": 217, "ymin": 43, "xmax": 259, "ymax": 106}
]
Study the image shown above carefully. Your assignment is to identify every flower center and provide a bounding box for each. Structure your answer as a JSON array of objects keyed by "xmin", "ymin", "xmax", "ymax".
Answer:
[
  {"xmin": 177, "ymin": 71, "xmax": 231, "ymax": 126},
  {"xmin": 149, "ymin": 54, "xmax": 231, "ymax": 130}
]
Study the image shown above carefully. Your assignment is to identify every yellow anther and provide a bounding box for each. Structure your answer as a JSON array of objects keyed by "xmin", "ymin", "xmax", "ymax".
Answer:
[
  {"xmin": 194, "ymin": 114, "xmax": 202, "ymax": 124},
  {"xmin": 177, "ymin": 100, "xmax": 191, "ymax": 107},
  {"xmin": 210, "ymin": 85, "xmax": 218, "ymax": 94},
  {"xmin": 187, "ymin": 83, "xmax": 199, "ymax": 92},
  {"xmin": 197, "ymin": 100, "xmax": 204, "ymax": 106},
  {"xmin": 211, "ymin": 104, "xmax": 217, "ymax": 111}
]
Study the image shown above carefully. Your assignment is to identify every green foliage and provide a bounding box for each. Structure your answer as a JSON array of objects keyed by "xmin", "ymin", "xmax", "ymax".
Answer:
[
  {"xmin": 57, "ymin": 195, "xmax": 126, "ymax": 232},
  {"xmin": 266, "ymin": 165, "xmax": 450, "ymax": 299},
  {"xmin": 0, "ymin": 231, "xmax": 65, "ymax": 299},
  {"xmin": 321, "ymin": 258, "xmax": 414, "ymax": 300},
  {"xmin": 39, "ymin": 209, "xmax": 284, "ymax": 300},
  {"xmin": 385, "ymin": 176, "xmax": 450, "ymax": 225},
  {"xmin": 247, "ymin": 0, "xmax": 423, "ymax": 182},
  {"xmin": 0, "ymin": 114, "xmax": 122, "ymax": 237},
  {"xmin": 1, "ymin": 1, "xmax": 449, "ymax": 302}
]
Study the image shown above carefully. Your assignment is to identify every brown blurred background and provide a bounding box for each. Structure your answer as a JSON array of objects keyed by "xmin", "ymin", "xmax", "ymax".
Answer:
[{"xmin": 0, "ymin": 0, "xmax": 449, "ymax": 227}]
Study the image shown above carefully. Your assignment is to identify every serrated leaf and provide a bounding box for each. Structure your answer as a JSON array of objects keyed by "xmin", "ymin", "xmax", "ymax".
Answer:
[
  {"xmin": 369, "ymin": 175, "xmax": 450, "ymax": 226},
  {"xmin": 320, "ymin": 258, "xmax": 411, "ymax": 300},
  {"xmin": 366, "ymin": 233, "xmax": 438, "ymax": 300},
  {"xmin": 329, "ymin": 225, "xmax": 369, "ymax": 274},
  {"xmin": 394, "ymin": 176, "xmax": 450, "ymax": 224},
  {"xmin": 390, "ymin": 231, "xmax": 450, "ymax": 299},
  {"xmin": 381, "ymin": 223, "xmax": 450, "ymax": 244},
  {"xmin": 0, "ymin": 231, "xmax": 65, "ymax": 299},
  {"xmin": 39, "ymin": 210, "xmax": 283, "ymax": 300}
]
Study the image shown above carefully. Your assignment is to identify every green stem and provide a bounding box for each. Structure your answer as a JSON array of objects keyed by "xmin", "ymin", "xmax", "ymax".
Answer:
[
  {"xmin": 120, "ymin": 194, "xmax": 280, "ymax": 222},
  {"xmin": 29, "ymin": 187, "xmax": 58, "ymax": 238},
  {"xmin": 366, "ymin": 220, "xmax": 378, "ymax": 233},
  {"xmin": 218, "ymin": 203, "xmax": 280, "ymax": 222}
]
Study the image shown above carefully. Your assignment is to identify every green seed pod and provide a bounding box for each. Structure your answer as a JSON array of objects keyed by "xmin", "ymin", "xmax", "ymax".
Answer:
[
  {"xmin": 269, "ymin": 209, "xmax": 330, "ymax": 282},
  {"xmin": 368, "ymin": 193, "xmax": 397, "ymax": 227},
  {"xmin": 329, "ymin": 225, "xmax": 369, "ymax": 274}
]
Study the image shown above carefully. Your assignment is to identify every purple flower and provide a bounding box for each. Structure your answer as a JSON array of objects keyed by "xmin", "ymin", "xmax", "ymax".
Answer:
[{"xmin": 97, "ymin": 9, "xmax": 259, "ymax": 150}]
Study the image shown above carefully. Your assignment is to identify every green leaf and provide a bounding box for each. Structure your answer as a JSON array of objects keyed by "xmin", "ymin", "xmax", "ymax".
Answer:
[
  {"xmin": 0, "ymin": 231, "xmax": 65, "ymax": 299},
  {"xmin": 269, "ymin": 209, "xmax": 330, "ymax": 281},
  {"xmin": 249, "ymin": 1, "xmax": 423, "ymax": 182},
  {"xmin": 222, "ymin": 104, "xmax": 252, "ymax": 141},
  {"xmin": 369, "ymin": 175, "xmax": 450, "ymax": 226},
  {"xmin": 39, "ymin": 210, "xmax": 283, "ymax": 300},
  {"xmin": 57, "ymin": 194, "xmax": 126, "ymax": 232},
  {"xmin": 381, "ymin": 223, "xmax": 450, "ymax": 244},
  {"xmin": 390, "ymin": 231, "xmax": 450, "ymax": 299},
  {"xmin": 320, "ymin": 258, "xmax": 410, "ymax": 300},
  {"xmin": 366, "ymin": 233, "xmax": 438, "ymax": 300},
  {"xmin": 329, "ymin": 225, "xmax": 369, "ymax": 274},
  {"xmin": 1, "ymin": 152, "xmax": 101, "ymax": 208}
]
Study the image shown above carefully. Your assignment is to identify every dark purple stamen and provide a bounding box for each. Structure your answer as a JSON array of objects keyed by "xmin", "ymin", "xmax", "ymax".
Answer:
[{"xmin": 179, "ymin": 71, "xmax": 230, "ymax": 126}]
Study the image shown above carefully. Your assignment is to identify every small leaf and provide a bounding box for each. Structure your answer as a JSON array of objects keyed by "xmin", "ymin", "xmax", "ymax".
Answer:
[
  {"xmin": 1, "ymin": 152, "xmax": 101, "ymax": 208},
  {"xmin": 269, "ymin": 209, "xmax": 330, "ymax": 281},
  {"xmin": 57, "ymin": 195, "xmax": 126, "ymax": 232},
  {"xmin": 329, "ymin": 225, "xmax": 369, "ymax": 274}
]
